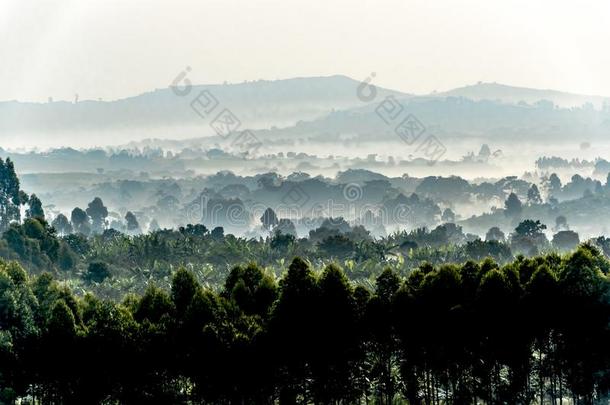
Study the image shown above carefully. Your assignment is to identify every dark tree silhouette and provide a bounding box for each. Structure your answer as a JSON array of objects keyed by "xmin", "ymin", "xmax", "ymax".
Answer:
[
  {"xmin": 504, "ymin": 192, "xmax": 523, "ymax": 218},
  {"xmin": 125, "ymin": 211, "xmax": 140, "ymax": 233},
  {"xmin": 260, "ymin": 207, "xmax": 279, "ymax": 231},
  {"xmin": 71, "ymin": 207, "xmax": 90, "ymax": 236},
  {"xmin": 51, "ymin": 214, "xmax": 73, "ymax": 236},
  {"xmin": 26, "ymin": 194, "xmax": 45, "ymax": 219},
  {"xmin": 86, "ymin": 197, "xmax": 109, "ymax": 234}
]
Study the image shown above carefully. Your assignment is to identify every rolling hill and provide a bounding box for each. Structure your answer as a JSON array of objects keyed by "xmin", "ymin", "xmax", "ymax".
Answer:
[
  {"xmin": 0, "ymin": 75, "xmax": 406, "ymax": 149},
  {"xmin": 437, "ymin": 82, "xmax": 610, "ymax": 109}
]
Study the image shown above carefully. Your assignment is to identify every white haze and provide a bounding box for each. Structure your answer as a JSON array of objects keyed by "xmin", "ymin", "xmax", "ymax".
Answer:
[{"xmin": 2, "ymin": 0, "xmax": 610, "ymax": 103}]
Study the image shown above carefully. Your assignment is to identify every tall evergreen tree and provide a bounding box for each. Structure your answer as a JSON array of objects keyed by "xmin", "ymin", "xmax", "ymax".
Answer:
[
  {"xmin": 86, "ymin": 197, "xmax": 108, "ymax": 234},
  {"xmin": 71, "ymin": 207, "xmax": 90, "ymax": 236},
  {"xmin": 0, "ymin": 158, "xmax": 23, "ymax": 232},
  {"xmin": 51, "ymin": 214, "xmax": 73, "ymax": 236},
  {"xmin": 25, "ymin": 194, "xmax": 44, "ymax": 220}
]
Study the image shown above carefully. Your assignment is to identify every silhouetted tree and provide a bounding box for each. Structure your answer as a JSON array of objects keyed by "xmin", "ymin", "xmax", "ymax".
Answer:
[
  {"xmin": 260, "ymin": 207, "xmax": 279, "ymax": 231},
  {"xmin": 486, "ymin": 226, "xmax": 506, "ymax": 242},
  {"xmin": 441, "ymin": 208, "xmax": 456, "ymax": 223},
  {"xmin": 274, "ymin": 218, "xmax": 297, "ymax": 237},
  {"xmin": 527, "ymin": 184, "xmax": 542, "ymax": 205},
  {"xmin": 124, "ymin": 211, "xmax": 140, "ymax": 234},
  {"xmin": 86, "ymin": 197, "xmax": 108, "ymax": 234},
  {"xmin": 504, "ymin": 193, "xmax": 523, "ymax": 218},
  {"xmin": 26, "ymin": 194, "xmax": 44, "ymax": 219},
  {"xmin": 86, "ymin": 261, "xmax": 111, "ymax": 283},
  {"xmin": 0, "ymin": 158, "xmax": 23, "ymax": 232},
  {"xmin": 51, "ymin": 214, "xmax": 73, "ymax": 236},
  {"xmin": 552, "ymin": 230, "xmax": 580, "ymax": 251},
  {"xmin": 71, "ymin": 207, "xmax": 90, "ymax": 236},
  {"xmin": 210, "ymin": 226, "xmax": 224, "ymax": 240}
]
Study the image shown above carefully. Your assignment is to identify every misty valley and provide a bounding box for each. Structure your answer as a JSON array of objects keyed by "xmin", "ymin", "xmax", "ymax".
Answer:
[
  {"xmin": 0, "ymin": 75, "xmax": 609, "ymax": 404},
  {"xmin": 6, "ymin": 0, "xmax": 610, "ymax": 403}
]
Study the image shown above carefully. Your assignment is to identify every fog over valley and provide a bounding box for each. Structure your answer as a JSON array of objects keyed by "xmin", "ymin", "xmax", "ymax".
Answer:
[{"xmin": 1, "ymin": 1, "xmax": 609, "ymax": 403}]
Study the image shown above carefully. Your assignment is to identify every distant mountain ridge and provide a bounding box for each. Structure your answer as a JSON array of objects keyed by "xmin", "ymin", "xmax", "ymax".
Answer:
[
  {"xmin": 436, "ymin": 82, "xmax": 610, "ymax": 109},
  {"xmin": 247, "ymin": 95, "xmax": 610, "ymax": 146},
  {"xmin": 0, "ymin": 75, "xmax": 406, "ymax": 133},
  {"xmin": 2, "ymin": 75, "xmax": 609, "ymax": 149}
]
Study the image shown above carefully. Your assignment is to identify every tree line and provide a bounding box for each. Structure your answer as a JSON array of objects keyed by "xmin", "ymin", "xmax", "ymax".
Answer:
[{"xmin": 0, "ymin": 245, "xmax": 608, "ymax": 404}]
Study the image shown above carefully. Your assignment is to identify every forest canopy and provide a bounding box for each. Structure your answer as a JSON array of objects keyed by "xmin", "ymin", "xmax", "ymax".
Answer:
[
  {"xmin": 0, "ymin": 158, "xmax": 609, "ymax": 404},
  {"xmin": 0, "ymin": 247, "xmax": 608, "ymax": 404}
]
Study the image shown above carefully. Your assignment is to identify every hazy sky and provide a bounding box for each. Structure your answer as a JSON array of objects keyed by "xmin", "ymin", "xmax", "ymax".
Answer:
[{"xmin": 2, "ymin": 0, "xmax": 610, "ymax": 102}]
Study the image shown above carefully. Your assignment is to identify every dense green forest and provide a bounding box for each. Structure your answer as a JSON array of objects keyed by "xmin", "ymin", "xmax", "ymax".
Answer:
[
  {"xmin": 1, "ymin": 157, "xmax": 610, "ymax": 404},
  {"xmin": 0, "ymin": 248, "xmax": 608, "ymax": 404}
]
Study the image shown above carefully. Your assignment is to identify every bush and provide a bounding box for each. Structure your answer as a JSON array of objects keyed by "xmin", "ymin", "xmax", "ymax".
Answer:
[{"xmin": 85, "ymin": 261, "xmax": 111, "ymax": 283}]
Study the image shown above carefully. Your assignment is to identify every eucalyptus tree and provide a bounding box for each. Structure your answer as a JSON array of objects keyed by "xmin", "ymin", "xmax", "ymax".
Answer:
[
  {"xmin": 86, "ymin": 197, "xmax": 109, "ymax": 234},
  {"xmin": 0, "ymin": 158, "xmax": 23, "ymax": 232},
  {"xmin": 51, "ymin": 214, "xmax": 72, "ymax": 236},
  {"xmin": 70, "ymin": 207, "xmax": 90, "ymax": 236},
  {"xmin": 25, "ymin": 194, "xmax": 44, "ymax": 220}
]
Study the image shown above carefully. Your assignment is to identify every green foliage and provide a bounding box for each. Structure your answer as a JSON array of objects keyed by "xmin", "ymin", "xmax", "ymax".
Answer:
[
  {"xmin": 51, "ymin": 214, "xmax": 72, "ymax": 236},
  {"xmin": 0, "ymin": 158, "xmax": 23, "ymax": 233},
  {"xmin": 70, "ymin": 207, "xmax": 90, "ymax": 236},
  {"xmin": 25, "ymin": 194, "xmax": 45, "ymax": 220},
  {"xmin": 0, "ymin": 250, "xmax": 606, "ymax": 403},
  {"xmin": 134, "ymin": 284, "xmax": 173, "ymax": 323},
  {"xmin": 515, "ymin": 219, "xmax": 547, "ymax": 237},
  {"xmin": 86, "ymin": 261, "xmax": 111, "ymax": 283},
  {"xmin": 223, "ymin": 263, "xmax": 277, "ymax": 317},
  {"xmin": 505, "ymin": 192, "xmax": 523, "ymax": 218},
  {"xmin": 86, "ymin": 197, "xmax": 109, "ymax": 234},
  {"xmin": 124, "ymin": 211, "xmax": 140, "ymax": 233},
  {"xmin": 171, "ymin": 267, "xmax": 200, "ymax": 315}
]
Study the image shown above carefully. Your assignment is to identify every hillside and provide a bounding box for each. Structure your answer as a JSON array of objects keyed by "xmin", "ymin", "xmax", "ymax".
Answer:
[
  {"xmin": 438, "ymin": 82, "xmax": 610, "ymax": 109},
  {"xmin": 0, "ymin": 75, "xmax": 406, "ymax": 149}
]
